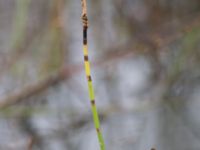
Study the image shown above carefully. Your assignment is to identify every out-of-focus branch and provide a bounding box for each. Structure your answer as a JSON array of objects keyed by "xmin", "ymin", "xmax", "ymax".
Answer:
[
  {"xmin": 130, "ymin": 13, "xmax": 200, "ymax": 52},
  {"xmin": 150, "ymin": 14, "xmax": 200, "ymax": 49},
  {"xmin": 0, "ymin": 62, "xmax": 82, "ymax": 109},
  {"xmin": 27, "ymin": 137, "xmax": 34, "ymax": 150},
  {"xmin": 1, "ymin": 14, "xmax": 200, "ymax": 109},
  {"xmin": 0, "ymin": 49, "xmax": 133, "ymax": 110},
  {"xmin": 0, "ymin": 71, "xmax": 64, "ymax": 109}
]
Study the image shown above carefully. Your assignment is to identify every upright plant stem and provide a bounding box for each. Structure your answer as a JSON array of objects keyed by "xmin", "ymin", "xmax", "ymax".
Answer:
[
  {"xmin": 11, "ymin": 0, "xmax": 30, "ymax": 49},
  {"xmin": 81, "ymin": 0, "xmax": 106, "ymax": 150}
]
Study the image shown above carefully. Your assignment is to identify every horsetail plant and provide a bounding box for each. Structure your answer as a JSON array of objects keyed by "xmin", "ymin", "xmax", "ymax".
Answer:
[{"xmin": 81, "ymin": 0, "xmax": 106, "ymax": 150}]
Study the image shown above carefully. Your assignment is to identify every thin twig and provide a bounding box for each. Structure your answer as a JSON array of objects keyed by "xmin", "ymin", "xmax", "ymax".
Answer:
[{"xmin": 81, "ymin": 0, "xmax": 106, "ymax": 150}]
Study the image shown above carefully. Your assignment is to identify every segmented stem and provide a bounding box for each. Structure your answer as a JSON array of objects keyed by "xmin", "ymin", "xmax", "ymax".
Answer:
[{"xmin": 81, "ymin": 0, "xmax": 105, "ymax": 150}]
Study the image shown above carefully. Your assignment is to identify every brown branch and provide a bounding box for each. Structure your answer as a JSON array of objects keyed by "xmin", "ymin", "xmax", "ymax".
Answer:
[
  {"xmin": 138, "ymin": 13, "xmax": 200, "ymax": 50},
  {"xmin": 0, "ymin": 51, "xmax": 127, "ymax": 109},
  {"xmin": 27, "ymin": 137, "xmax": 34, "ymax": 150},
  {"xmin": 0, "ymin": 63, "xmax": 82, "ymax": 109},
  {"xmin": 0, "ymin": 72, "xmax": 63, "ymax": 109}
]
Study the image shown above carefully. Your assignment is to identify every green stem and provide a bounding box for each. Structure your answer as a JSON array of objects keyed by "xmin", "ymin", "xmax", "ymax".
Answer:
[{"xmin": 81, "ymin": 0, "xmax": 106, "ymax": 149}]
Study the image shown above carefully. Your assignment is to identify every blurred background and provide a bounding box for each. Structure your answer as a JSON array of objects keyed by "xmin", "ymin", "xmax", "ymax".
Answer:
[{"xmin": 0, "ymin": 0, "xmax": 200, "ymax": 150}]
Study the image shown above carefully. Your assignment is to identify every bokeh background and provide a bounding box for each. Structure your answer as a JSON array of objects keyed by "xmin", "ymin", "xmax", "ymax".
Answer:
[{"xmin": 0, "ymin": 0, "xmax": 200, "ymax": 150}]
